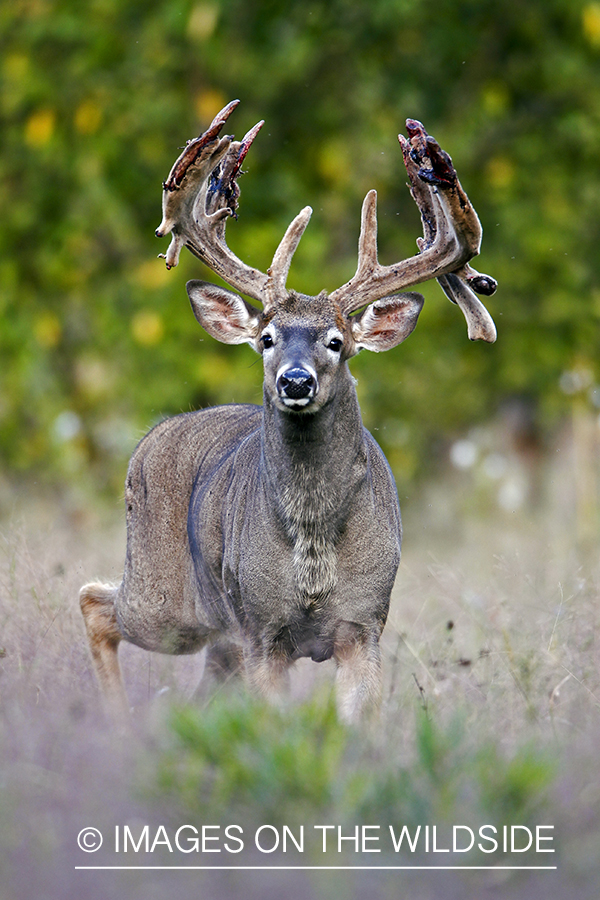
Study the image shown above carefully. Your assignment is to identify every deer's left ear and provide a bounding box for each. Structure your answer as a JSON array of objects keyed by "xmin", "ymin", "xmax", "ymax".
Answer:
[{"xmin": 351, "ymin": 292, "xmax": 424, "ymax": 352}]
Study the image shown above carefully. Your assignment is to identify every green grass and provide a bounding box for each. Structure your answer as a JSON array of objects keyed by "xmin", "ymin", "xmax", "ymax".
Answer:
[{"xmin": 139, "ymin": 681, "xmax": 559, "ymax": 871}]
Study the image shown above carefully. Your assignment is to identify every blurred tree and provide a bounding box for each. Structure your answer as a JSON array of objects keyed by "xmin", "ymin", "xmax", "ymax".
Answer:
[{"xmin": 0, "ymin": 0, "xmax": 599, "ymax": 493}]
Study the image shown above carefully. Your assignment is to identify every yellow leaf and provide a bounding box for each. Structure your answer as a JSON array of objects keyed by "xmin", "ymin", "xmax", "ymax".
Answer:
[
  {"xmin": 75, "ymin": 100, "xmax": 102, "ymax": 135},
  {"xmin": 25, "ymin": 109, "xmax": 56, "ymax": 147},
  {"xmin": 131, "ymin": 310, "xmax": 164, "ymax": 346},
  {"xmin": 134, "ymin": 259, "xmax": 172, "ymax": 289},
  {"xmin": 194, "ymin": 88, "xmax": 227, "ymax": 126},
  {"xmin": 486, "ymin": 156, "xmax": 515, "ymax": 190},
  {"xmin": 34, "ymin": 312, "xmax": 61, "ymax": 348},
  {"xmin": 583, "ymin": 3, "xmax": 600, "ymax": 47},
  {"xmin": 188, "ymin": 4, "xmax": 219, "ymax": 41}
]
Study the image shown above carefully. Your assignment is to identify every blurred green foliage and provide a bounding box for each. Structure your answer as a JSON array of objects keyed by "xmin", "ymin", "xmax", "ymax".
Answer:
[
  {"xmin": 151, "ymin": 690, "xmax": 555, "ymax": 860},
  {"xmin": 1, "ymin": 0, "xmax": 600, "ymax": 493},
  {"xmin": 157, "ymin": 691, "xmax": 349, "ymax": 824}
]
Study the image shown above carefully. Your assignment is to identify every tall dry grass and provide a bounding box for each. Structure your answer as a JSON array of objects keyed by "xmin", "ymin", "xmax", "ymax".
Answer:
[{"xmin": 0, "ymin": 422, "xmax": 598, "ymax": 899}]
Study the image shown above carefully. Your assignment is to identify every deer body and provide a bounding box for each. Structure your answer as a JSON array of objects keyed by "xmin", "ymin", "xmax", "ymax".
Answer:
[
  {"xmin": 80, "ymin": 103, "xmax": 496, "ymax": 723},
  {"xmin": 108, "ymin": 290, "xmax": 404, "ymax": 719}
]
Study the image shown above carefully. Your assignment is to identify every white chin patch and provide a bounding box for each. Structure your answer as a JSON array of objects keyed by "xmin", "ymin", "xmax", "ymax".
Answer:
[{"xmin": 282, "ymin": 397, "xmax": 311, "ymax": 408}]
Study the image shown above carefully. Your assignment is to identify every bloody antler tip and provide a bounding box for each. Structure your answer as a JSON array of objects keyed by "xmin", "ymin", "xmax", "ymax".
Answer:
[
  {"xmin": 239, "ymin": 120, "xmax": 264, "ymax": 156},
  {"xmin": 202, "ymin": 99, "xmax": 240, "ymax": 143},
  {"xmin": 230, "ymin": 120, "xmax": 265, "ymax": 182},
  {"xmin": 405, "ymin": 118, "xmax": 425, "ymax": 137},
  {"xmin": 210, "ymin": 98, "xmax": 240, "ymax": 126}
]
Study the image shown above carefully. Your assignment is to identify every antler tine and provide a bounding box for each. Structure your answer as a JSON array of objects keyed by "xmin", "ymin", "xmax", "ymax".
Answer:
[
  {"xmin": 266, "ymin": 206, "xmax": 313, "ymax": 308},
  {"xmin": 330, "ymin": 120, "xmax": 498, "ymax": 341},
  {"xmin": 356, "ymin": 189, "xmax": 379, "ymax": 274},
  {"xmin": 327, "ymin": 188, "xmax": 383, "ymax": 310},
  {"xmin": 156, "ymin": 101, "xmax": 271, "ymax": 304},
  {"xmin": 437, "ymin": 273, "xmax": 497, "ymax": 342}
]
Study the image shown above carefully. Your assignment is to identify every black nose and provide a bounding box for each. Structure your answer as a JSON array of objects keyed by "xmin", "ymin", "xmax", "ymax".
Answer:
[{"xmin": 277, "ymin": 367, "xmax": 316, "ymax": 400}]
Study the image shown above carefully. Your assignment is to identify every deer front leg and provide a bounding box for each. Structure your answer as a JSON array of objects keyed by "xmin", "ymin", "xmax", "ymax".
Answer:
[
  {"xmin": 79, "ymin": 582, "xmax": 129, "ymax": 721},
  {"xmin": 242, "ymin": 643, "xmax": 292, "ymax": 706},
  {"xmin": 334, "ymin": 626, "xmax": 382, "ymax": 725}
]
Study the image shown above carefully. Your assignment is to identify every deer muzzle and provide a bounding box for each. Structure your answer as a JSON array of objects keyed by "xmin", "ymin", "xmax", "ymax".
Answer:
[{"xmin": 276, "ymin": 366, "xmax": 318, "ymax": 408}]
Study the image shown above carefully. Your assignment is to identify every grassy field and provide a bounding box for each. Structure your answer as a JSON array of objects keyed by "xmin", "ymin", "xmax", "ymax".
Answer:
[{"xmin": 0, "ymin": 435, "xmax": 598, "ymax": 900}]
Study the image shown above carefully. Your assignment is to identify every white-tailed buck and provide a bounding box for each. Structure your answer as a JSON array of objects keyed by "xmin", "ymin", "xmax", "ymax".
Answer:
[{"xmin": 80, "ymin": 101, "xmax": 497, "ymax": 723}]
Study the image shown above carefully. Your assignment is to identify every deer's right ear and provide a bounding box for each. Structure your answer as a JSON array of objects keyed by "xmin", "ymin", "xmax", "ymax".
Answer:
[{"xmin": 187, "ymin": 281, "xmax": 261, "ymax": 346}]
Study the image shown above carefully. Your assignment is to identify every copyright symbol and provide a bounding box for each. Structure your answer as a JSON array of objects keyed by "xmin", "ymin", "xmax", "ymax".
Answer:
[{"xmin": 77, "ymin": 827, "xmax": 103, "ymax": 852}]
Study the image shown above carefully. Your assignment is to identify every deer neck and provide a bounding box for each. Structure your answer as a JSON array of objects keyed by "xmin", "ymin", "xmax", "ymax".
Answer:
[{"xmin": 260, "ymin": 369, "xmax": 367, "ymax": 600}]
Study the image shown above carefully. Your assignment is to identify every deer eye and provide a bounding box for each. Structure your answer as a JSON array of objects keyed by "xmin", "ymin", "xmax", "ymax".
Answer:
[
  {"xmin": 327, "ymin": 337, "xmax": 343, "ymax": 352},
  {"xmin": 261, "ymin": 333, "xmax": 274, "ymax": 349}
]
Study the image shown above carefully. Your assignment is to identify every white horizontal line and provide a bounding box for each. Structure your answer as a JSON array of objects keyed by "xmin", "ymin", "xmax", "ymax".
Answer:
[{"xmin": 75, "ymin": 865, "xmax": 558, "ymax": 871}]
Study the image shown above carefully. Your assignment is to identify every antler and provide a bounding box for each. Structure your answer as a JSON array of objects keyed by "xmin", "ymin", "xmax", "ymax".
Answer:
[
  {"xmin": 155, "ymin": 99, "xmax": 311, "ymax": 311},
  {"xmin": 157, "ymin": 104, "xmax": 497, "ymax": 340},
  {"xmin": 330, "ymin": 120, "xmax": 497, "ymax": 342}
]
